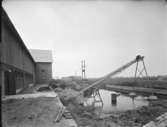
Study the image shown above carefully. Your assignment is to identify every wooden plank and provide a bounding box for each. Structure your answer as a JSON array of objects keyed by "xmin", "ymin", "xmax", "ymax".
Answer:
[
  {"xmin": 53, "ymin": 107, "xmax": 65, "ymax": 123},
  {"xmin": 143, "ymin": 112, "xmax": 167, "ymax": 127}
]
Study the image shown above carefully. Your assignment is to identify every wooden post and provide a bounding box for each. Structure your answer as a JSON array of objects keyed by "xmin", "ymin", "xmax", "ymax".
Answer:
[{"xmin": 1, "ymin": 70, "xmax": 5, "ymax": 98}]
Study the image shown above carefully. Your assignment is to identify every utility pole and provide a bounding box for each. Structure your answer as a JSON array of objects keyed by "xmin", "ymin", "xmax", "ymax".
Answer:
[{"xmin": 81, "ymin": 60, "xmax": 86, "ymax": 80}]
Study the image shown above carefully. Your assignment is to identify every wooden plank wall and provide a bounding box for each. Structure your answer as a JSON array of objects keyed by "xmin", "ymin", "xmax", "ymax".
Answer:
[{"xmin": 1, "ymin": 19, "xmax": 36, "ymax": 93}]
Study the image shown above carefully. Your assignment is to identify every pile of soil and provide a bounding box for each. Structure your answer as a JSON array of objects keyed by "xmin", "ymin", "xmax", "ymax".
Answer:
[{"xmin": 58, "ymin": 89, "xmax": 85, "ymax": 106}]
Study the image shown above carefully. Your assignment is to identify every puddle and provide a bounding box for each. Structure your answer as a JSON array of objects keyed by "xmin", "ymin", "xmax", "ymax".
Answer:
[
  {"xmin": 37, "ymin": 86, "xmax": 51, "ymax": 92},
  {"xmin": 84, "ymin": 89, "xmax": 150, "ymax": 113}
]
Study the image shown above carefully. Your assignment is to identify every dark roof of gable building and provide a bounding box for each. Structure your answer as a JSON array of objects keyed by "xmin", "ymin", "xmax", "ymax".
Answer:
[
  {"xmin": 2, "ymin": 7, "xmax": 35, "ymax": 63},
  {"xmin": 29, "ymin": 49, "xmax": 53, "ymax": 63}
]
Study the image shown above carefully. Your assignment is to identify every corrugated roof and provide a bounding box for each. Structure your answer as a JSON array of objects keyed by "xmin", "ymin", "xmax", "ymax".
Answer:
[{"xmin": 29, "ymin": 49, "xmax": 53, "ymax": 63}]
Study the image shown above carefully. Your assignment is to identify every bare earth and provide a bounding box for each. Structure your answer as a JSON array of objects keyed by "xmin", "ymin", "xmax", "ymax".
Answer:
[
  {"xmin": 2, "ymin": 96, "xmax": 76, "ymax": 127},
  {"xmin": 2, "ymin": 82, "xmax": 167, "ymax": 127}
]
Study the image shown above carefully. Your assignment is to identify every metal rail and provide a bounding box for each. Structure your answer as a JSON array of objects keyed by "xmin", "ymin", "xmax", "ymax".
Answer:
[{"xmin": 78, "ymin": 55, "xmax": 144, "ymax": 96}]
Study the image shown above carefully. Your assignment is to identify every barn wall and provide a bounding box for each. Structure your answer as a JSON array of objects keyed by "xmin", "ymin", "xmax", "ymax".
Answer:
[
  {"xmin": 1, "ymin": 24, "xmax": 35, "ymax": 74},
  {"xmin": 35, "ymin": 63, "xmax": 52, "ymax": 84},
  {"xmin": 1, "ymin": 10, "xmax": 36, "ymax": 96}
]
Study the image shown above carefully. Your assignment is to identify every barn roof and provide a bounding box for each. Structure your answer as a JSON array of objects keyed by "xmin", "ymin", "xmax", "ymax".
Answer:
[
  {"xmin": 2, "ymin": 7, "xmax": 35, "ymax": 63},
  {"xmin": 29, "ymin": 49, "xmax": 53, "ymax": 63}
]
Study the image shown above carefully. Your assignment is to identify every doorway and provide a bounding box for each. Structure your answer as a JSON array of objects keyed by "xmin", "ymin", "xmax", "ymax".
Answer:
[{"xmin": 4, "ymin": 70, "xmax": 16, "ymax": 95}]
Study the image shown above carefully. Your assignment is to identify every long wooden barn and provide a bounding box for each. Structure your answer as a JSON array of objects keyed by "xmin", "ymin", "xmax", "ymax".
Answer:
[
  {"xmin": 0, "ymin": 8, "xmax": 36, "ymax": 96},
  {"xmin": 1, "ymin": 7, "xmax": 53, "ymax": 97}
]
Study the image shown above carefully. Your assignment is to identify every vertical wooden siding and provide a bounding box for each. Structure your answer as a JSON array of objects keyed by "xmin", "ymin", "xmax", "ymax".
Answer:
[
  {"xmin": 1, "ymin": 20, "xmax": 35, "ymax": 93},
  {"xmin": 1, "ymin": 22, "xmax": 35, "ymax": 76},
  {"xmin": 35, "ymin": 63, "xmax": 52, "ymax": 84}
]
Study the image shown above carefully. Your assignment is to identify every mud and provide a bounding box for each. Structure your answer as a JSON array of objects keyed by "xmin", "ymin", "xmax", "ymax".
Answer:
[
  {"xmin": 56, "ymin": 82, "xmax": 167, "ymax": 127},
  {"xmin": 63, "ymin": 99, "xmax": 167, "ymax": 127}
]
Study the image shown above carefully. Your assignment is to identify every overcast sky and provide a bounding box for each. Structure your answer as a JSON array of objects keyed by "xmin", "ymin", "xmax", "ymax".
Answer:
[{"xmin": 2, "ymin": 0, "xmax": 167, "ymax": 78}]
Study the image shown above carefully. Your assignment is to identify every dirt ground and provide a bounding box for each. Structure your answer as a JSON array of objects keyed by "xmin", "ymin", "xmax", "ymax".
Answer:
[
  {"xmin": 3, "ymin": 81, "xmax": 167, "ymax": 127},
  {"xmin": 2, "ymin": 97, "xmax": 59, "ymax": 127},
  {"xmin": 2, "ymin": 96, "xmax": 76, "ymax": 127}
]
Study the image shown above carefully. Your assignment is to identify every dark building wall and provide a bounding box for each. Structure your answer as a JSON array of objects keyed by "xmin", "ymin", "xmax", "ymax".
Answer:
[
  {"xmin": 1, "ymin": 9, "xmax": 36, "ymax": 95},
  {"xmin": 1, "ymin": 23, "xmax": 35, "ymax": 74},
  {"xmin": 35, "ymin": 63, "xmax": 52, "ymax": 84}
]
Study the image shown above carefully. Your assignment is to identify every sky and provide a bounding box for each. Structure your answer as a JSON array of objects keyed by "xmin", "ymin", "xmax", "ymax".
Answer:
[{"xmin": 2, "ymin": 0, "xmax": 167, "ymax": 78}]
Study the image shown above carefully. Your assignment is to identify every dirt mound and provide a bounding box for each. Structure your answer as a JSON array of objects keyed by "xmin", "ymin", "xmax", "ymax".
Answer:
[{"xmin": 58, "ymin": 89, "xmax": 84, "ymax": 106}]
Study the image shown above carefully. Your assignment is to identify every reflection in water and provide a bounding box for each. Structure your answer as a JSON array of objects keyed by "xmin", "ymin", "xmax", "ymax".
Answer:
[
  {"xmin": 84, "ymin": 89, "xmax": 150, "ymax": 113},
  {"xmin": 99, "ymin": 89, "xmax": 149, "ymax": 113},
  {"xmin": 111, "ymin": 93, "xmax": 117, "ymax": 106}
]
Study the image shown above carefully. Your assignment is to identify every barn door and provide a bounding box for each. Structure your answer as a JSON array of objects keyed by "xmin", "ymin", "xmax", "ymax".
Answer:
[{"xmin": 4, "ymin": 71, "xmax": 16, "ymax": 95}]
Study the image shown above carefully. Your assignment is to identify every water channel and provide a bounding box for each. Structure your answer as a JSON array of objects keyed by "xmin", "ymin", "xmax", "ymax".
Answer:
[{"xmin": 84, "ymin": 89, "xmax": 155, "ymax": 113}]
